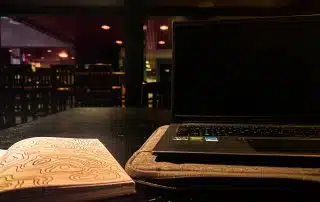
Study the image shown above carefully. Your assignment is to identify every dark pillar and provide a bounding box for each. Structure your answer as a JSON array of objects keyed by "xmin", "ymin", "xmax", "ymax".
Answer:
[{"xmin": 124, "ymin": 1, "xmax": 145, "ymax": 107}]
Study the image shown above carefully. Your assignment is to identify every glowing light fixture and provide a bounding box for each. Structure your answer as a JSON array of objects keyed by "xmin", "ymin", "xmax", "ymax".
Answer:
[
  {"xmin": 101, "ymin": 25, "xmax": 111, "ymax": 30},
  {"xmin": 71, "ymin": 57, "xmax": 75, "ymax": 60},
  {"xmin": 31, "ymin": 62, "xmax": 41, "ymax": 72},
  {"xmin": 27, "ymin": 54, "xmax": 31, "ymax": 56},
  {"xmin": 116, "ymin": 40, "xmax": 123, "ymax": 45},
  {"xmin": 57, "ymin": 87, "xmax": 70, "ymax": 91},
  {"xmin": 8, "ymin": 49, "xmax": 12, "ymax": 53},
  {"xmin": 41, "ymin": 57, "xmax": 44, "ymax": 59},
  {"xmin": 143, "ymin": 25, "xmax": 147, "ymax": 30},
  {"xmin": 146, "ymin": 60, "xmax": 149, "ymax": 64},
  {"xmin": 47, "ymin": 49, "xmax": 52, "ymax": 53},
  {"xmin": 112, "ymin": 86, "xmax": 121, "ymax": 90},
  {"xmin": 58, "ymin": 51, "xmax": 68, "ymax": 58},
  {"xmin": 112, "ymin": 72, "xmax": 125, "ymax": 75},
  {"xmin": 158, "ymin": 41, "xmax": 166, "ymax": 45},
  {"xmin": 160, "ymin": 25, "xmax": 169, "ymax": 30},
  {"xmin": 146, "ymin": 64, "xmax": 151, "ymax": 68}
]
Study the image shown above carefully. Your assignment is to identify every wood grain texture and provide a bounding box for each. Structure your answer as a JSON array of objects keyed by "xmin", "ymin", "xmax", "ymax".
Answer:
[{"xmin": 0, "ymin": 137, "xmax": 134, "ymax": 193}]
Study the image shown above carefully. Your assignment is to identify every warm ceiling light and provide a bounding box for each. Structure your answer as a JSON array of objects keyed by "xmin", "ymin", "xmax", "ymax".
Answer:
[
  {"xmin": 160, "ymin": 25, "xmax": 169, "ymax": 30},
  {"xmin": 8, "ymin": 49, "xmax": 12, "ymax": 52},
  {"xmin": 41, "ymin": 57, "xmax": 44, "ymax": 59},
  {"xmin": 101, "ymin": 25, "xmax": 111, "ymax": 30},
  {"xmin": 58, "ymin": 51, "xmax": 68, "ymax": 58},
  {"xmin": 47, "ymin": 49, "xmax": 52, "ymax": 53},
  {"xmin": 143, "ymin": 25, "xmax": 147, "ymax": 31},
  {"xmin": 71, "ymin": 57, "xmax": 75, "ymax": 60},
  {"xmin": 158, "ymin": 40, "xmax": 166, "ymax": 45},
  {"xmin": 116, "ymin": 40, "xmax": 123, "ymax": 45},
  {"xmin": 27, "ymin": 54, "xmax": 31, "ymax": 56}
]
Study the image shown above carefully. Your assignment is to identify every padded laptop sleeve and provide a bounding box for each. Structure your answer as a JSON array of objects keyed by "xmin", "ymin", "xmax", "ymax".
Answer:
[{"xmin": 125, "ymin": 125, "xmax": 320, "ymax": 187}]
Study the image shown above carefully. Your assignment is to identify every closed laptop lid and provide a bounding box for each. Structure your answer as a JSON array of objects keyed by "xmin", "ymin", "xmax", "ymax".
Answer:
[{"xmin": 172, "ymin": 15, "xmax": 320, "ymax": 124}]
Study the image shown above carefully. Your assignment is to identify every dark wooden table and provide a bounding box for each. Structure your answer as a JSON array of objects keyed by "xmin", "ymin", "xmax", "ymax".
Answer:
[
  {"xmin": 0, "ymin": 108, "xmax": 316, "ymax": 201},
  {"xmin": 0, "ymin": 108, "xmax": 184, "ymax": 201},
  {"xmin": 0, "ymin": 108, "xmax": 170, "ymax": 165}
]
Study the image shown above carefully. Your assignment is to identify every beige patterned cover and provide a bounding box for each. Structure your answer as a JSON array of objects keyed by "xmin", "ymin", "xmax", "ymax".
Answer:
[
  {"xmin": 0, "ymin": 150, "xmax": 6, "ymax": 159},
  {"xmin": 125, "ymin": 125, "xmax": 320, "ymax": 182},
  {"xmin": 0, "ymin": 137, "xmax": 135, "ymax": 199}
]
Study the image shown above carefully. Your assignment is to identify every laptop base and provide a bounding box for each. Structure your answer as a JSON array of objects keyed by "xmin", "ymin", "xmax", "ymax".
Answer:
[{"xmin": 153, "ymin": 124, "xmax": 320, "ymax": 165}]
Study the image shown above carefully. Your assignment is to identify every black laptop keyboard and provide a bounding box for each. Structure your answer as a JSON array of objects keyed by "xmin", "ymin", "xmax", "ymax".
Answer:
[{"xmin": 177, "ymin": 125, "xmax": 320, "ymax": 138}]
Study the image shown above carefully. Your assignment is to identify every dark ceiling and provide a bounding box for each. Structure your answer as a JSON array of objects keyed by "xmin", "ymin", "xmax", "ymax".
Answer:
[
  {"xmin": 2, "ymin": 0, "xmax": 320, "ymax": 19},
  {"xmin": 9, "ymin": 0, "xmax": 320, "ymax": 49},
  {"xmin": 6, "ymin": 15, "xmax": 172, "ymax": 65},
  {"xmin": 2, "ymin": 1, "xmax": 319, "ymax": 67},
  {"xmin": 5, "ymin": 1, "xmax": 320, "ymax": 64},
  {"xmin": 2, "ymin": 0, "xmax": 316, "ymax": 7},
  {"xmin": 15, "ymin": 15, "xmax": 172, "ymax": 50}
]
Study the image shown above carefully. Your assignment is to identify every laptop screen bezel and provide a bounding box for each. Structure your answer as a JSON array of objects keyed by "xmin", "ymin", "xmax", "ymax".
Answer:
[{"xmin": 171, "ymin": 15, "xmax": 320, "ymax": 124}]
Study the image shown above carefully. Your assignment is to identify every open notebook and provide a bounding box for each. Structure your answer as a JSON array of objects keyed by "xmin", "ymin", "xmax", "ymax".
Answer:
[{"xmin": 0, "ymin": 137, "xmax": 135, "ymax": 201}]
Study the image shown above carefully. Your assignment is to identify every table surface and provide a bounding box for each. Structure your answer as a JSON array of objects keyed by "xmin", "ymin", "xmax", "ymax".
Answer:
[
  {"xmin": 0, "ymin": 108, "xmax": 317, "ymax": 201},
  {"xmin": 0, "ymin": 108, "xmax": 183, "ymax": 201},
  {"xmin": 0, "ymin": 108, "xmax": 170, "ymax": 165}
]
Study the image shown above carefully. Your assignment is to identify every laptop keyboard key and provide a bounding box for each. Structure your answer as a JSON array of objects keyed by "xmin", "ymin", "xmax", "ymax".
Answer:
[{"xmin": 177, "ymin": 125, "xmax": 320, "ymax": 138}]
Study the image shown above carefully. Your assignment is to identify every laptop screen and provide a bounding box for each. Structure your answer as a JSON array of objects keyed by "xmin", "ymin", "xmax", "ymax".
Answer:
[{"xmin": 173, "ymin": 17, "xmax": 320, "ymax": 121}]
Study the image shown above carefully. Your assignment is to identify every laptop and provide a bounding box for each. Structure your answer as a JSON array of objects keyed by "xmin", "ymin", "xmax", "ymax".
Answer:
[{"xmin": 153, "ymin": 15, "xmax": 320, "ymax": 162}]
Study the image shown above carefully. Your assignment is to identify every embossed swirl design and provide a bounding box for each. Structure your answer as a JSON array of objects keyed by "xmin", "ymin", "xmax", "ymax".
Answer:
[{"xmin": 0, "ymin": 138, "xmax": 129, "ymax": 192}]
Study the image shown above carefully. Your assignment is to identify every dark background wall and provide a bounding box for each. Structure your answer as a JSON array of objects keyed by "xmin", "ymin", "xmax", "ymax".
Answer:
[{"xmin": 76, "ymin": 44, "xmax": 120, "ymax": 70}]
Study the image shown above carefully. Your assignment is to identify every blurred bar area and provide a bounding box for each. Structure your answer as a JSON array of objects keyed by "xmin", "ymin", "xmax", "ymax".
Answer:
[
  {"xmin": 0, "ymin": 15, "xmax": 174, "ymax": 129},
  {"xmin": 0, "ymin": 16, "xmax": 126, "ymax": 129}
]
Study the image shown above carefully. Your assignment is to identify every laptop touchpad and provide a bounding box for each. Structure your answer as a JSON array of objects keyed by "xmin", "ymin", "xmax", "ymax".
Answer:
[{"xmin": 246, "ymin": 139, "xmax": 320, "ymax": 154}]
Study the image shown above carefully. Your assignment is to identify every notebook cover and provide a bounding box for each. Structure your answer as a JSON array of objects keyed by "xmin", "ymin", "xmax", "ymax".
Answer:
[{"xmin": 0, "ymin": 137, "xmax": 135, "ymax": 198}]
